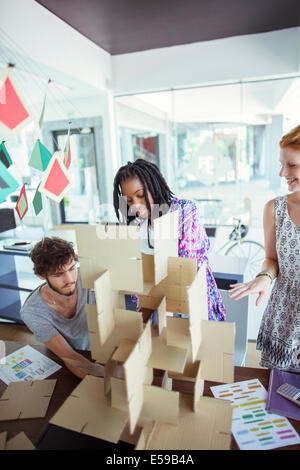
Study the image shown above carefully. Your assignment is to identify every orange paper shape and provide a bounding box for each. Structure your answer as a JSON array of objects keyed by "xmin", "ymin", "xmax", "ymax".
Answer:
[
  {"xmin": 15, "ymin": 184, "xmax": 28, "ymax": 220},
  {"xmin": 38, "ymin": 151, "xmax": 71, "ymax": 203},
  {"xmin": 0, "ymin": 68, "xmax": 34, "ymax": 137}
]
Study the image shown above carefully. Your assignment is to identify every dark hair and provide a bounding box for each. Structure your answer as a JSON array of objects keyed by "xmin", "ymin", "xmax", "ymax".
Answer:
[
  {"xmin": 30, "ymin": 237, "xmax": 78, "ymax": 277},
  {"xmin": 113, "ymin": 159, "xmax": 174, "ymax": 224}
]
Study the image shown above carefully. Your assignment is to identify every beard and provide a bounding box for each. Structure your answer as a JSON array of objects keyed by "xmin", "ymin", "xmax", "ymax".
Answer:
[{"xmin": 46, "ymin": 277, "xmax": 76, "ymax": 297}]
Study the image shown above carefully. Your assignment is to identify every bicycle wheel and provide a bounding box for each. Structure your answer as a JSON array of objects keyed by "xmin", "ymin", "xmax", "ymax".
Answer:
[{"xmin": 225, "ymin": 240, "xmax": 265, "ymax": 279}]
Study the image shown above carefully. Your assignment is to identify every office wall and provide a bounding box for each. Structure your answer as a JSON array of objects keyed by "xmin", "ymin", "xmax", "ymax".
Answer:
[{"xmin": 112, "ymin": 27, "xmax": 300, "ymax": 94}]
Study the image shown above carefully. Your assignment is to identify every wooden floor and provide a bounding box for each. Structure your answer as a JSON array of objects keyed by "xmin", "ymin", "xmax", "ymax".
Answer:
[{"xmin": 0, "ymin": 322, "xmax": 266, "ymax": 369}]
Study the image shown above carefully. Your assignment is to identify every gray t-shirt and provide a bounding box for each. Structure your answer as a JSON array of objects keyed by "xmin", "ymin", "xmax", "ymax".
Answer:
[{"xmin": 20, "ymin": 274, "xmax": 90, "ymax": 350}]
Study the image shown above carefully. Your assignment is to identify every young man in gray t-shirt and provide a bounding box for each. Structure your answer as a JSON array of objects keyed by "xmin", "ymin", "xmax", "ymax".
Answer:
[{"xmin": 21, "ymin": 237, "xmax": 103, "ymax": 379}]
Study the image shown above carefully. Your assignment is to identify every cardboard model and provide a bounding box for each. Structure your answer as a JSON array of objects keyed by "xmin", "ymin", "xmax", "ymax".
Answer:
[{"xmin": 51, "ymin": 210, "xmax": 235, "ymax": 450}]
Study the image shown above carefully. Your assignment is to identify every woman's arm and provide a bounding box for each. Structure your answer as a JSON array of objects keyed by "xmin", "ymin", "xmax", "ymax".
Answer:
[{"xmin": 228, "ymin": 199, "xmax": 278, "ymax": 305}]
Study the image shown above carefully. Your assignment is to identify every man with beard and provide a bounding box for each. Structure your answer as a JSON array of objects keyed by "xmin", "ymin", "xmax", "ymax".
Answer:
[{"xmin": 20, "ymin": 237, "xmax": 104, "ymax": 379}]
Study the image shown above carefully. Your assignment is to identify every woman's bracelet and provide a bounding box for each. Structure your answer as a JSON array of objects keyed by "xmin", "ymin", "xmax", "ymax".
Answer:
[{"xmin": 255, "ymin": 270, "xmax": 275, "ymax": 283}]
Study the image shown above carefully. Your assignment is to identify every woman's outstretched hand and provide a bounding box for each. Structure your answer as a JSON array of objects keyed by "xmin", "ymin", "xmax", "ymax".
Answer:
[{"xmin": 228, "ymin": 275, "xmax": 272, "ymax": 307}]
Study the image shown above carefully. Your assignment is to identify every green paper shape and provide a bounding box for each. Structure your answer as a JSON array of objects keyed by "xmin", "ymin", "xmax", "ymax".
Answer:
[
  {"xmin": 0, "ymin": 141, "xmax": 13, "ymax": 169},
  {"xmin": 28, "ymin": 139, "xmax": 52, "ymax": 171},
  {"xmin": 33, "ymin": 183, "xmax": 43, "ymax": 215},
  {"xmin": 0, "ymin": 160, "xmax": 19, "ymax": 203}
]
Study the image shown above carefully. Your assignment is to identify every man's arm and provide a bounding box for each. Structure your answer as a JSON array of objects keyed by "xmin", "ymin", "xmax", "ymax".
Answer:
[{"xmin": 45, "ymin": 333, "xmax": 104, "ymax": 379}]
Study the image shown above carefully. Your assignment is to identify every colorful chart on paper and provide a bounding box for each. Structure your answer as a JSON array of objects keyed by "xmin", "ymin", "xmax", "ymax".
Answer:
[
  {"xmin": 210, "ymin": 379, "xmax": 300, "ymax": 450},
  {"xmin": 0, "ymin": 345, "xmax": 61, "ymax": 385}
]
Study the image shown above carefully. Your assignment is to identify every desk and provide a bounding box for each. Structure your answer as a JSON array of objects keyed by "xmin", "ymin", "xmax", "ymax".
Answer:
[{"xmin": 1, "ymin": 342, "xmax": 300, "ymax": 450}]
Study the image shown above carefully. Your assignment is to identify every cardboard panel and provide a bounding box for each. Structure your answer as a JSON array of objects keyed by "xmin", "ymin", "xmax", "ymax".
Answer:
[
  {"xmin": 111, "ymin": 377, "xmax": 128, "ymax": 413},
  {"xmin": 166, "ymin": 317, "xmax": 191, "ymax": 350},
  {"xmin": 114, "ymin": 309, "xmax": 144, "ymax": 340},
  {"xmin": 199, "ymin": 352, "xmax": 234, "ymax": 384},
  {"xmin": 112, "ymin": 339, "xmax": 136, "ymax": 363},
  {"xmin": 142, "ymin": 385, "xmax": 179, "ymax": 425},
  {"xmin": 78, "ymin": 257, "xmax": 104, "ymax": 289},
  {"xmin": 197, "ymin": 320, "xmax": 235, "ymax": 383},
  {"xmin": 153, "ymin": 211, "xmax": 178, "ymax": 285},
  {"xmin": 135, "ymin": 421, "xmax": 157, "ymax": 451},
  {"xmin": 0, "ymin": 432, "xmax": 7, "ymax": 450},
  {"xmin": 123, "ymin": 322, "xmax": 152, "ymax": 401},
  {"xmin": 75, "ymin": 224, "xmax": 141, "ymax": 260},
  {"xmin": 50, "ymin": 376, "xmax": 128, "ymax": 444},
  {"xmin": 193, "ymin": 361, "xmax": 204, "ymax": 411},
  {"xmin": 128, "ymin": 384, "xmax": 144, "ymax": 434},
  {"xmin": 148, "ymin": 336, "xmax": 188, "ymax": 373},
  {"xmin": 199, "ymin": 320, "xmax": 235, "ymax": 354},
  {"xmin": 157, "ymin": 296, "xmax": 167, "ymax": 336},
  {"xmin": 5, "ymin": 432, "xmax": 35, "ymax": 450},
  {"xmin": 153, "ymin": 210, "xmax": 178, "ymax": 255},
  {"xmin": 142, "ymin": 253, "xmax": 155, "ymax": 282},
  {"xmin": 146, "ymin": 394, "xmax": 232, "ymax": 450},
  {"xmin": 165, "ymin": 257, "xmax": 197, "ymax": 286},
  {"xmin": 188, "ymin": 264, "xmax": 208, "ymax": 361},
  {"xmin": 0, "ymin": 380, "xmax": 56, "ymax": 421}
]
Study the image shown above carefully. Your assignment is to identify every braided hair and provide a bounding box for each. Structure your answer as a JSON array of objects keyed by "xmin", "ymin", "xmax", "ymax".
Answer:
[{"xmin": 113, "ymin": 159, "xmax": 174, "ymax": 248}]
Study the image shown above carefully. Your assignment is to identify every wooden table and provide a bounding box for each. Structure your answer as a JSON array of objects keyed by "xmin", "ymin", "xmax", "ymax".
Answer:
[{"xmin": 1, "ymin": 342, "xmax": 299, "ymax": 450}]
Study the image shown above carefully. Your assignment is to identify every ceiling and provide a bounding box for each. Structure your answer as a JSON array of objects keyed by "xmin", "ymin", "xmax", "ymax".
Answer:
[{"xmin": 35, "ymin": 0, "xmax": 300, "ymax": 55}]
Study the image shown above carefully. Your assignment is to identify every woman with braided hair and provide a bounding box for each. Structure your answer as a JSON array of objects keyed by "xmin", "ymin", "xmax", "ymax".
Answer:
[{"xmin": 113, "ymin": 159, "xmax": 226, "ymax": 321}]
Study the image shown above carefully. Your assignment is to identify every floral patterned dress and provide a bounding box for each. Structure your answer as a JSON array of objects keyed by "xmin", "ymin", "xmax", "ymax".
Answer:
[
  {"xmin": 256, "ymin": 196, "xmax": 300, "ymax": 371},
  {"xmin": 130, "ymin": 198, "xmax": 226, "ymax": 321},
  {"xmin": 170, "ymin": 197, "xmax": 226, "ymax": 321}
]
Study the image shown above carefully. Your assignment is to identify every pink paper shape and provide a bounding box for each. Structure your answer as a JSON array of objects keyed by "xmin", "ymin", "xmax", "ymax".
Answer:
[
  {"xmin": 43, "ymin": 158, "xmax": 70, "ymax": 197},
  {"xmin": 0, "ymin": 77, "xmax": 30, "ymax": 130}
]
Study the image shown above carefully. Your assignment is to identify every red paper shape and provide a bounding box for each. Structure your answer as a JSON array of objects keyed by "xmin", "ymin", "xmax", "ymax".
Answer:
[
  {"xmin": 15, "ymin": 184, "xmax": 28, "ymax": 220},
  {"xmin": 43, "ymin": 158, "xmax": 70, "ymax": 197},
  {"xmin": 0, "ymin": 76, "xmax": 30, "ymax": 130}
]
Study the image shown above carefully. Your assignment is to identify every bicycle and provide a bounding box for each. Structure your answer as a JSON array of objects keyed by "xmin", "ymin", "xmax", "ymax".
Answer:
[{"xmin": 205, "ymin": 218, "xmax": 265, "ymax": 279}]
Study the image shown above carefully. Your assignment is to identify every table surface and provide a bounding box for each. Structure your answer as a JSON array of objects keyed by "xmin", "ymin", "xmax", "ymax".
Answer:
[{"xmin": 1, "ymin": 342, "xmax": 299, "ymax": 450}]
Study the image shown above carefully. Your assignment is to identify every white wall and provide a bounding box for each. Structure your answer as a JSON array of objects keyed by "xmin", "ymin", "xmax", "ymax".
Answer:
[
  {"xmin": 112, "ymin": 27, "xmax": 300, "ymax": 95},
  {"xmin": 0, "ymin": 0, "xmax": 112, "ymax": 92}
]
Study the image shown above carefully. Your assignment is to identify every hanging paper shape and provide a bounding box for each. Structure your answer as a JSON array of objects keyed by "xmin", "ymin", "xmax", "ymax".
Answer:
[
  {"xmin": 28, "ymin": 139, "xmax": 52, "ymax": 171},
  {"xmin": 38, "ymin": 79, "xmax": 51, "ymax": 131},
  {"xmin": 32, "ymin": 183, "xmax": 43, "ymax": 216},
  {"xmin": 15, "ymin": 184, "xmax": 28, "ymax": 220},
  {"xmin": 0, "ymin": 141, "xmax": 12, "ymax": 168},
  {"xmin": 0, "ymin": 160, "xmax": 19, "ymax": 203},
  {"xmin": 63, "ymin": 125, "xmax": 71, "ymax": 169},
  {"xmin": 0, "ymin": 67, "xmax": 34, "ymax": 138},
  {"xmin": 38, "ymin": 151, "xmax": 71, "ymax": 203}
]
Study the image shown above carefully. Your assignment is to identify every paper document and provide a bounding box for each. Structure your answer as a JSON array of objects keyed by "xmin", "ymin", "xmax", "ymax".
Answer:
[
  {"xmin": 0, "ymin": 345, "xmax": 61, "ymax": 385},
  {"xmin": 211, "ymin": 379, "xmax": 300, "ymax": 450}
]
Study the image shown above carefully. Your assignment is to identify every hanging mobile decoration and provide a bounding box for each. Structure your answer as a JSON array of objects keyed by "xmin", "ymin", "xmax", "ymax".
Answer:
[
  {"xmin": 38, "ymin": 78, "xmax": 51, "ymax": 131},
  {"xmin": 63, "ymin": 121, "xmax": 72, "ymax": 169},
  {"xmin": 28, "ymin": 139, "xmax": 52, "ymax": 171},
  {"xmin": 32, "ymin": 183, "xmax": 43, "ymax": 216},
  {"xmin": 0, "ymin": 65, "xmax": 34, "ymax": 138},
  {"xmin": 15, "ymin": 183, "xmax": 28, "ymax": 220},
  {"xmin": 38, "ymin": 151, "xmax": 71, "ymax": 203},
  {"xmin": 0, "ymin": 160, "xmax": 19, "ymax": 204},
  {"xmin": 0, "ymin": 141, "xmax": 13, "ymax": 169}
]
